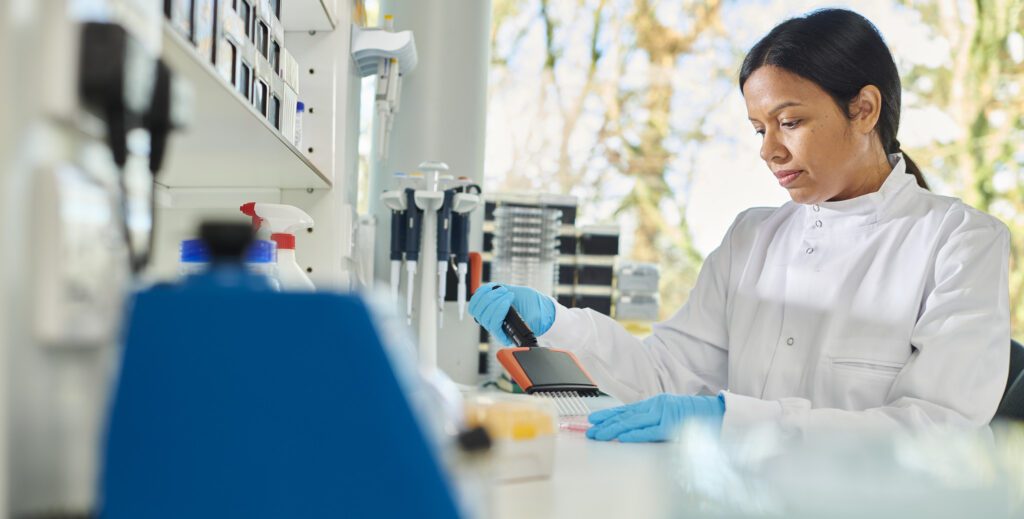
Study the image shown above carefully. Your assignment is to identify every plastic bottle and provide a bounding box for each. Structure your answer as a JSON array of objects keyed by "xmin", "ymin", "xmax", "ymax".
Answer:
[
  {"xmin": 240, "ymin": 202, "xmax": 316, "ymax": 291},
  {"xmin": 244, "ymin": 239, "xmax": 280, "ymax": 291},
  {"xmin": 181, "ymin": 238, "xmax": 280, "ymax": 290},
  {"xmin": 179, "ymin": 239, "xmax": 210, "ymax": 277}
]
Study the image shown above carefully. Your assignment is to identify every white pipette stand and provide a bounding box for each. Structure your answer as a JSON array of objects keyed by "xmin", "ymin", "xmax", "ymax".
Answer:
[{"xmin": 381, "ymin": 161, "xmax": 479, "ymax": 369}]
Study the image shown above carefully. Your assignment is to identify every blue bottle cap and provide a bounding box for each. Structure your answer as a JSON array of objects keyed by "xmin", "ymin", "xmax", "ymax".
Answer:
[
  {"xmin": 245, "ymin": 240, "xmax": 276, "ymax": 264},
  {"xmin": 297, "ymin": 101, "xmax": 305, "ymax": 112},
  {"xmin": 180, "ymin": 239, "xmax": 210, "ymax": 263}
]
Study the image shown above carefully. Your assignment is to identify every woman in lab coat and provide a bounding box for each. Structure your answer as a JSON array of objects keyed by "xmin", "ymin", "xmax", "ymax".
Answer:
[{"xmin": 470, "ymin": 8, "xmax": 1010, "ymax": 442}]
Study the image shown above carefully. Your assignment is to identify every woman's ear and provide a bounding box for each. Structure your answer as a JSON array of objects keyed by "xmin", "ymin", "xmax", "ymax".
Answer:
[{"xmin": 847, "ymin": 85, "xmax": 882, "ymax": 134}]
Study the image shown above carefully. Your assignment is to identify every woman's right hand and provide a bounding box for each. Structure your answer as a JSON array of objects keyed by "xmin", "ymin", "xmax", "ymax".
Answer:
[{"xmin": 468, "ymin": 282, "xmax": 556, "ymax": 345}]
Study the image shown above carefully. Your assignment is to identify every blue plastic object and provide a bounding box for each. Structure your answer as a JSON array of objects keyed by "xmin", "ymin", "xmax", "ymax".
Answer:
[
  {"xmin": 179, "ymin": 239, "xmax": 209, "ymax": 263},
  {"xmin": 180, "ymin": 239, "xmax": 276, "ymax": 264},
  {"xmin": 468, "ymin": 282, "xmax": 555, "ymax": 345},
  {"xmin": 245, "ymin": 239, "xmax": 275, "ymax": 263},
  {"xmin": 586, "ymin": 394, "xmax": 726, "ymax": 443},
  {"xmin": 101, "ymin": 267, "xmax": 461, "ymax": 518}
]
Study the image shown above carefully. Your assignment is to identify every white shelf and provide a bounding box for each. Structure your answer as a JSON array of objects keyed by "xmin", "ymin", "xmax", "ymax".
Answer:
[
  {"xmin": 281, "ymin": 0, "xmax": 336, "ymax": 32},
  {"xmin": 158, "ymin": 22, "xmax": 331, "ymax": 189}
]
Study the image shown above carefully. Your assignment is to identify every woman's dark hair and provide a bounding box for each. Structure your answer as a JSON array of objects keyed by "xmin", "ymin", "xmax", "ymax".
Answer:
[{"xmin": 739, "ymin": 8, "xmax": 928, "ymax": 190}]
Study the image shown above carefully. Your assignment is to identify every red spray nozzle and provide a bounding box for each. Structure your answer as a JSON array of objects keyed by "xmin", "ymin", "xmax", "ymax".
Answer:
[{"xmin": 240, "ymin": 202, "xmax": 263, "ymax": 231}]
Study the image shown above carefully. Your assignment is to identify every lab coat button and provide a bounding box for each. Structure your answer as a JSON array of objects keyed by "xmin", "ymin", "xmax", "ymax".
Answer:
[
  {"xmin": 815, "ymin": 220, "xmax": 822, "ymax": 228},
  {"xmin": 805, "ymin": 247, "xmax": 814, "ymax": 254},
  {"xmin": 786, "ymin": 337, "xmax": 795, "ymax": 346},
  {"xmin": 812, "ymin": 204, "xmax": 820, "ymax": 212}
]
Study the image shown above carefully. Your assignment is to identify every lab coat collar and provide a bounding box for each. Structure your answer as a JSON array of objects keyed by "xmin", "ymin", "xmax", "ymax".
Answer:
[{"xmin": 805, "ymin": 153, "xmax": 914, "ymax": 229}]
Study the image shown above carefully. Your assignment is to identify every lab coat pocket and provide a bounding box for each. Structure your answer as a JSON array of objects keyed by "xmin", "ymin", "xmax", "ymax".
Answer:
[
  {"xmin": 825, "ymin": 357, "xmax": 905, "ymax": 410},
  {"xmin": 830, "ymin": 357, "xmax": 904, "ymax": 377}
]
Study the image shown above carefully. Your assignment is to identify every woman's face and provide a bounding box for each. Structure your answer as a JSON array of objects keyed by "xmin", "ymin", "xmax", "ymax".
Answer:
[{"xmin": 743, "ymin": 66, "xmax": 883, "ymax": 204}]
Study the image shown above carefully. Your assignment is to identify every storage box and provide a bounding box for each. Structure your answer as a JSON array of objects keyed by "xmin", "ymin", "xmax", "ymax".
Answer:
[
  {"xmin": 253, "ymin": 53, "xmax": 274, "ymax": 116},
  {"xmin": 579, "ymin": 225, "xmax": 620, "ymax": 255},
  {"xmin": 269, "ymin": 14, "xmax": 285, "ymax": 75},
  {"xmin": 464, "ymin": 395, "xmax": 556, "ymax": 482},
  {"xmin": 165, "ymin": 0, "xmax": 193, "ymax": 42},
  {"xmin": 216, "ymin": 3, "xmax": 255, "ymax": 98},
  {"xmin": 193, "ymin": 0, "xmax": 216, "ymax": 63},
  {"xmin": 616, "ymin": 262, "xmax": 660, "ymax": 294},
  {"xmin": 280, "ymin": 83, "xmax": 298, "ymax": 142},
  {"xmin": 236, "ymin": 0, "xmax": 255, "ymax": 40},
  {"xmin": 614, "ymin": 294, "xmax": 659, "ymax": 321},
  {"xmin": 280, "ymin": 47, "xmax": 300, "ymax": 93},
  {"xmin": 268, "ymin": 68, "xmax": 285, "ymax": 129}
]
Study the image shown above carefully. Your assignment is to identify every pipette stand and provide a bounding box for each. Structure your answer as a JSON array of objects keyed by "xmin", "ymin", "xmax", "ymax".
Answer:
[{"xmin": 380, "ymin": 161, "xmax": 479, "ymax": 370}]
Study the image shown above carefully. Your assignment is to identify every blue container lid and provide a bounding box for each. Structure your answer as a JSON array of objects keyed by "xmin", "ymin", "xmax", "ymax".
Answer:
[
  {"xmin": 246, "ymin": 240, "xmax": 276, "ymax": 264},
  {"xmin": 297, "ymin": 101, "xmax": 305, "ymax": 112},
  {"xmin": 181, "ymin": 239, "xmax": 274, "ymax": 264},
  {"xmin": 180, "ymin": 239, "xmax": 209, "ymax": 263}
]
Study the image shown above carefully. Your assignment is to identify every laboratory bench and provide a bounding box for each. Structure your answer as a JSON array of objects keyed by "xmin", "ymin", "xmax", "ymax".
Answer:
[
  {"xmin": 478, "ymin": 394, "xmax": 682, "ymax": 518},
  {"xmin": 482, "ymin": 397, "xmax": 1024, "ymax": 519},
  {"xmin": 493, "ymin": 430, "xmax": 679, "ymax": 518}
]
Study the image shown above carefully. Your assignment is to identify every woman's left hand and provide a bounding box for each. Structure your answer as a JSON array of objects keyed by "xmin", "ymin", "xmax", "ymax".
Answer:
[{"xmin": 586, "ymin": 394, "xmax": 726, "ymax": 442}]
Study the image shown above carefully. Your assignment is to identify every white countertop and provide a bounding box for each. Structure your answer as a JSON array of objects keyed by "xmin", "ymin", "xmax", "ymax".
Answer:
[
  {"xmin": 492, "ymin": 429, "xmax": 679, "ymax": 518},
  {"xmin": 483, "ymin": 415, "xmax": 1024, "ymax": 519}
]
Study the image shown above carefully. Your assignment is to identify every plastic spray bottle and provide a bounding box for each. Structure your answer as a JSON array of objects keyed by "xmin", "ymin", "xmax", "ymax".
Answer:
[{"xmin": 240, "ymin": 202, "xmax": 316, "ymax": 291}]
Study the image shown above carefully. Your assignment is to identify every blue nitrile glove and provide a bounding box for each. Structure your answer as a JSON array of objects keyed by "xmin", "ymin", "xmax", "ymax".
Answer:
[
  {"xmin": 586, "ymin": 394, "xmax": 726, "ymax": 443},
  {"xmin": 468, "ymin": 282, "xmax": 555, "ymax": 345}
]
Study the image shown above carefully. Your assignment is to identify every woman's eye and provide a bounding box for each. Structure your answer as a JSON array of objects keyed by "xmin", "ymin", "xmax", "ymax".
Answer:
[
  {"xmin": 781, "ymin": 120, "xmax": 801, "ymax": 129},
  {"xmin": 754, "ymin": 129, "xmax": 765, "ymax": 136}
]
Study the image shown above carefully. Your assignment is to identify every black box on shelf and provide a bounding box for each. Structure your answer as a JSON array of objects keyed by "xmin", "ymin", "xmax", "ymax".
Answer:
[
  {"xmin": 551, "ymin": 204, "xmax": 577, "ymax": 225},
  {"xmin": 579, "ymin": 265, "xmax": 614, "ymax": 286},
  {"xmin": 483, "ymin": 231, "xmax": 494, "ymax": 253},
  {"xmin": 558, "ymin": 233, "xmax": 577, "ymax": 255},
  {"xmin": 557, "ymin": 263, "xmax": 577, "ymax": 286},
  {"xmin": 481, "ymin": 261, "xmax": 491, "ymax": 282},
  {"xmin": 580, "ymin": 225, "xmax": 620, "ymax": 256}
]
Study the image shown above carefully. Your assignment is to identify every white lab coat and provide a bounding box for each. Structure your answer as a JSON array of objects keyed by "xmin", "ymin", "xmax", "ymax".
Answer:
[{"xmin": 541, "ymin": 154, "xmax": 1011, "ymax": 437}]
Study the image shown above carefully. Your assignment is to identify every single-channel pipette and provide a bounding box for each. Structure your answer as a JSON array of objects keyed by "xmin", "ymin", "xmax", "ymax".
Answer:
[
  {"xmin": 404, "ymin": 187, "xmax": 423, "ymax": 324},
  {"xmin": 389, "ymin": 173, "xmax": 408, "ymax": 306},
  {"xmin": 436, "ymin": 189, "xmax": 455, "ymax": 328}
]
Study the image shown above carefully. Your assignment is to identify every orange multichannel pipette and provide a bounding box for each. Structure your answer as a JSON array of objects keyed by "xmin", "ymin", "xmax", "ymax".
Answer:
[{"xmin": 492, "ymin": 287, "xmax": 601, "ymax": 416}]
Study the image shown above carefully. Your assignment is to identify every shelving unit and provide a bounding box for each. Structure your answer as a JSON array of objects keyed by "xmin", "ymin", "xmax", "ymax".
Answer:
[{"xmin": 158, "ymin": 21, "xmax": 331, "ymax": 189}]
